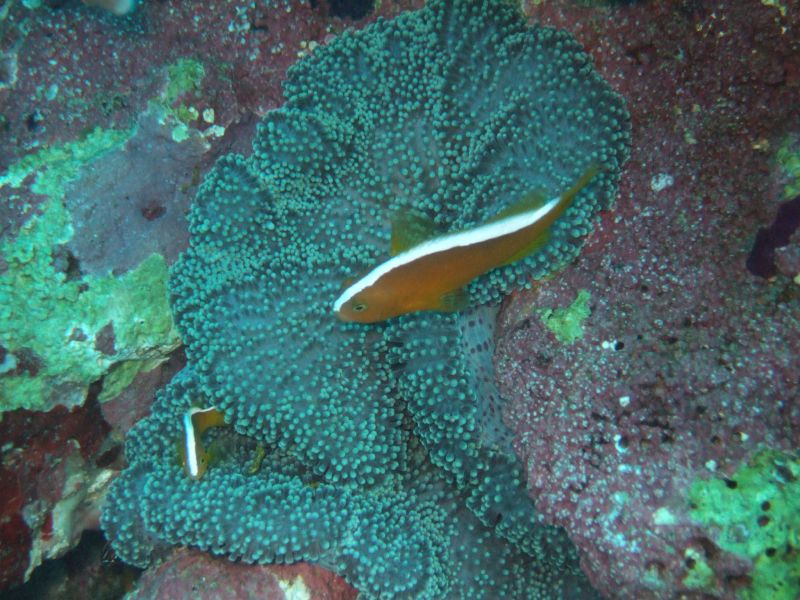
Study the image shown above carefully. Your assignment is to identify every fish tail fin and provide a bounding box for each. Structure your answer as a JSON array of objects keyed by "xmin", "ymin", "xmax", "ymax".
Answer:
[
  {"xmin": 500, "ymin": 163, "xmax": 601, "ymax": 266},
  {"xmin": 489, "ymin": 189, "xmax": 549, "ymax": 223},
  {"xmin": 490, "ymin": 162, "xmax": 601, "ymax": 227},
  {"xmin": 553, "ymin": 162, "xmax": 602, "ymax": 215}
]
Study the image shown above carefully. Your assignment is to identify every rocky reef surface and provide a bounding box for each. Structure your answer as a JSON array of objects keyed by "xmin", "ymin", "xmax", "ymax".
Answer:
[{"xmin": 1, "ymin": 0, "xmax": 798, "ymax": 599}]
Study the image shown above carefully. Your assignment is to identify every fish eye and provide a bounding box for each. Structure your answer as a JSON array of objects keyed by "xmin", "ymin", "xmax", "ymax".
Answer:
[{"xmin": 353, "ymin": 302, "xmax": 367, "ymax": 312}]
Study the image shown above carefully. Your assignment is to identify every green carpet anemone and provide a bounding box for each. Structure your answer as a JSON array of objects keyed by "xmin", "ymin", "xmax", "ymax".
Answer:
[{"xmin": 102, "ymin": 0, "xmax": 630, "ymax": 597}]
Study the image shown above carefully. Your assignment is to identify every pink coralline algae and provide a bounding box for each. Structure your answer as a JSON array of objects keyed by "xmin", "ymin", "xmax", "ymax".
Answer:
[
  {"xmin": 0, "ymin": 396, "xmax": 112, "ymax": 589},
  {"xmin": 0, "ymin": 0, "xmax": 419, "ymax": 239},
  {"xmin": 497, "ymin": 1, "xmax": 800, "ymax": 599},
  {"xmin": 129, "ymin": 549, "xmax": 357, "ymax": 600},
  {"xmin": 0, "ymin": 353, "xmax": 184, "ymax": 591}
]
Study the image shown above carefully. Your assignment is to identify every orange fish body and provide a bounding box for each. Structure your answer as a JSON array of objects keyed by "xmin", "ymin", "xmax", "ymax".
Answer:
[
  {"xmin": 334, "ymin": 165, "xmax": 599, "ymax": 323},
  {"xmin": 178, "ymin": 407, "xmax": 226, "ymax": 479}
]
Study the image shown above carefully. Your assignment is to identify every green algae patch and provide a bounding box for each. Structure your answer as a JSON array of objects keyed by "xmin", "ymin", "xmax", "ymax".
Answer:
[
  {"xmin": 158, "ymin": 58, "xmax": 208, "ymax": 140},
  {"xmin": 687, "ymin": 449, "xmax": 800, "ymax": 600},
  {"xmin": 0, "ymin": 127, "xmax": 129, "ymax": 199},
  {"xmin": 163, "ymin": 58, "xmax": 205, "ymax": 106},
  {"xmin": 682, "ymin": 547, "xmax": 716, "ymax": 590},
  {"xmin": 140, "ymin": 58, "xmax": 213, "ymax": 143},
  {"xmin": 99, "ymin": 356, "xmax": 168, "ymax": 403},
  {"xmin": 777, "ymin": 137, "xmax": 800, "ymax": 199},
  {"xmin": 539, "ymin": 289, "xmax": 591, "ymax": 344},
  {"xmin": 0, "ymin": 95, "xmax": 180, "ymax": 413},
  {"xmin": 761, "ymin": 0, "xmax": 787, "ymax": 18},
  {"xmin": 0, "ymin": 200, "xmax": 181, "ymax": 412}
]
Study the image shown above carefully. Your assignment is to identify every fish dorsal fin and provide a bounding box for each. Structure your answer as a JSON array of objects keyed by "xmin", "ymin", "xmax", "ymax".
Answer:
[
  {"xmin": 339, "ymin": 276, "xmax": 355, "ymax": 292},
  {"xmin": 391, "ymin": 209, "xmax": 439, "ymax": 255},
  {"xmin": 339, "ymin": 264, "xmax": 373, "ymax": 292},
  {"xmin": 494, "ymin": 164, "xmax": 603, "ymax": 266},
  {"xmin": 192, "ymin": 406, "xmax": 226, "ymax": 433},
  {"xmin": 437, "ymin": 288, "xmax": 470, "ymax": 312},
  {"xmin": 489, "ymin": 189, "xmax": 549, "ymax": 224}
]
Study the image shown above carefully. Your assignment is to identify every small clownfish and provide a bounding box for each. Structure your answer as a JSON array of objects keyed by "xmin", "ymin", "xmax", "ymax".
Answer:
[
  {"xmin": 178, "ymin": 406, "xmax": 226, "ymax": 480},
  {"xmin": 334, "ymin": 164, "xmax": 600, "ymax": 323}
]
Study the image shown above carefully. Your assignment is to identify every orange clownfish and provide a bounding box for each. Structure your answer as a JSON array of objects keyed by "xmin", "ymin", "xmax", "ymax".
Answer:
[
  {"xmin": 178, "ymin": 406, "xmax": 226, "ymax": 479},
  {"xmin": 333, "ymin": 165, "xmax": 600, "ymax": 323}
]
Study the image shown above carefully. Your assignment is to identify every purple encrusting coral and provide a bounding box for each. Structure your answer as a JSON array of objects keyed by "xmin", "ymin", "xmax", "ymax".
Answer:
[
  {"xmin": 497, "ymin": 1, "xmax": 800, "ymax": 599},
  {"xmin": 747, "ymin": 194, "xmax": 800, "ymax": 278},
  {"xmin": 0, "ymin": 0, "xmax": 420, "ymax": 238}
]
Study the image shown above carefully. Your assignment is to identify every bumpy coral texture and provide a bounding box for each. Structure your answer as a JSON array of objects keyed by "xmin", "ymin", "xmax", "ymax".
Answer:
[{"xmin": 103, "ymin": 1, "xmax": 629, "ymax": 597}]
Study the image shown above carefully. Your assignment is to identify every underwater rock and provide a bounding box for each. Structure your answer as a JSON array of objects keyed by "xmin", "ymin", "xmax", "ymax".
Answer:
[
  {"xmin": 0, "ymin": 397, "xmax": 113, "ymax": 589},
  {"xmin": 130, "ymin": 548, "xmax": 358, "ymax": 600},
  {"xmin": 499, "ymin": 1, "xmax": 800, "ymax": 599}
]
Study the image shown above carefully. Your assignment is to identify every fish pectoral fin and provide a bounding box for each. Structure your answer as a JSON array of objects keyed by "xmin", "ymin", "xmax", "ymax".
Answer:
[
  {"xmin": 501, "ymin": 230, "xmax": 550, "ymax": 266},
  {"xmin": 391, "ymin": 209, "xmax": 439, "ymax": 255},
  {"xmin": 489, "ymin": 189, "xmax": 549, "ymax": 223},
  {"xmin": 437, "ymin": 288, "xmax": 470, "ymax": 312},
  {"xmin": 205, "ymin": 440, "xmax": 222, "ymax": 466}
]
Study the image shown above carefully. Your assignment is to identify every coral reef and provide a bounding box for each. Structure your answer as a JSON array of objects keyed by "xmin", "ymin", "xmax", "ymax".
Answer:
[
  {"xmin": 102, "ymin": 0, "xmax": 628, "ymax": 597},
  {"xmin": 0, "ymin": 397, "xmax": 111, "ymax": 589},
  {"xmin": 0, "ymin": 0, "xmax": 426, "ymax": 419},
  {"xmin": 687, "ymin": 450, "xmax": 799, "ymax": 599},
  {"xmin": 1, "ymin": 0, "xmax": 407, "ymax": 590},
  {"xmin": 4, "ymin": 0, "xmax": 794, "ymax": 597},
  {"xmin": 0, "ymin": 0, "xmax": 418, "ymax": 189},
  {"xmin": 0, "ymin": 194, "xmax": 180, "ymax": 412},
  {"xmin": 129, "ymin": 548, "xmax": 358, "ymax": 600},
  {"xmin": 0, "ymin": 354, "xmax": 184, "ymax": 590},
  {"xmin": 494, "ymin": 1, "xmax": 800, "ymax": 599}
]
